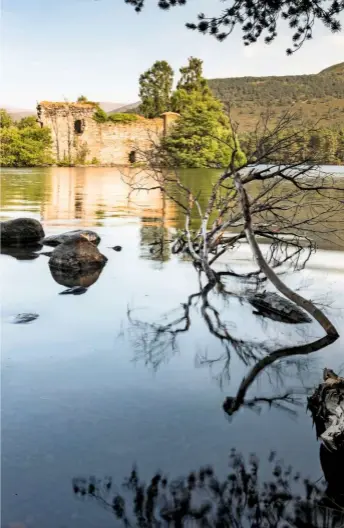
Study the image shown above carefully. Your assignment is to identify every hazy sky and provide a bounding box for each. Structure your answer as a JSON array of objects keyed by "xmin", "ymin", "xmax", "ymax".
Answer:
[{"xmin": 1, "ymin": 0, "xmax": 343, "ymax": 109}]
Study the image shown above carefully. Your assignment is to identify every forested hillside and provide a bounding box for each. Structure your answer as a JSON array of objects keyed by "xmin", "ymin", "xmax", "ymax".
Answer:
[{"xmin": 208, "ymin": 63, "xmax": 344, "ymax": 132}]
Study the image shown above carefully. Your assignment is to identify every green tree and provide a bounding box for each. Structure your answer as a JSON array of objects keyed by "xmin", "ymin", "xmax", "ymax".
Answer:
[
  {"xmin": 0, "ymin": 109, "xmax": 13, "ymax": 128},
  {"xmin": 164, "ymin": 58, "xmax": 245, "ymax": 168},
  {"xmin": 171, "ymin": 57, "xmax": 211, "ymax": 113},
  {"xmin": 77, "ymin": 95, "xmax": 88, "ymax": 103},
  {"xmin": 17, "ymin": 116, "xmax": 38, "ymax": 129},
  {"xmin": 177, "ymin": 57, "xmax": 209, "ymax": 94},
  {"xmin": 336, "ymin": 129, "xmax": 344, "ymax": 163},
  {"xmin": 320, "ymin": 128, "xmax": 338, "ymax": 164},
  {"xmin": 139, "ymin": 60, "xmax": 174, "ymax": 118},
  {"xmin": 0, "ymin": 114, "xmax": 53, "ymax": 167}
]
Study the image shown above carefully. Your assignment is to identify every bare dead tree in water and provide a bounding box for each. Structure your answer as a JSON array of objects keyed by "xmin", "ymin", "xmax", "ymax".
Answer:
[{"xmin": 124, "ymin": 110, "xmax": 343, "ymax": 340}]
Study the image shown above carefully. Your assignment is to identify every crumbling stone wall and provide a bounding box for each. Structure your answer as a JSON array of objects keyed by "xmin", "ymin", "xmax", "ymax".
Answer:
[{"xmin": 37, "ymin": 102, "xmax": 179, "ymax": 165}]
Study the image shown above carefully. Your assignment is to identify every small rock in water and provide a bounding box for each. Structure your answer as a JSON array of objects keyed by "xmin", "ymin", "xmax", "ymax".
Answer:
[
  {"xmin": 42, "ymin": 230, "xmax": 101, "ymax": 247},
  {"xmin": 12, "ymin": 313, "xmax": 39, "ymax": 324},
  {"xmin": 109, "ymin": 245, "xmax": 122, "ymax": 252},
  {"xmin": 59, "ymin": 286, "xmax": 88, "ymax": 295}
]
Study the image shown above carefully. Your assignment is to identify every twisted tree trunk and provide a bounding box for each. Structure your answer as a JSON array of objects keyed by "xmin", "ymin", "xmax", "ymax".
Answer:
[{"xmin": 233, "ymin": 172, "xmax": 339, "ymax": 338}]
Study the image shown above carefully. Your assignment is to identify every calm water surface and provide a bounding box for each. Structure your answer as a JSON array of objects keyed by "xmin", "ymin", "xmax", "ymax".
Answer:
[{"xmin": 1, "ymin": 167, "xmax": 344, "ymax": 527}]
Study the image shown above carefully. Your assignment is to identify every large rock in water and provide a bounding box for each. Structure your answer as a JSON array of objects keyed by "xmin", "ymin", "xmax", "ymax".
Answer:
[
  {"xmin": 0, "ymin": 218, "xmax": 45, "ymax": 246},
  {"xmin": 49, "ymin": 238, "xmax": 107, "ymax": 271},
  {"xmin": 42, "ymin": 229, "xmax": 100, "ymax": 247}
]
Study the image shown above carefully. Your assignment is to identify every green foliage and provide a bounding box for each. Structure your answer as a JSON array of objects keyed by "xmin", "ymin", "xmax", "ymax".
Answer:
[
  {"xmin": 107, "ymin": 113, "xmax": 138, "ymax": 123},
  {"xmin": 91, "ymin": 157, "xmax": 100, "ymax": 165},
  {"xmin": 139, "ymin": 60, "xmax": 174, "ymax": 118},
  {"xmin": 93, "ymin": 107, "xmax": 108, "ymax": 123},
  {"xmin": 93, "ymin": 107, "xmax": 139, "ymax": 125},
  {"xmin": 17, "ymin": 116, "xmax": 38, "ymax": 129},
  {"xmin": 177, "ymin": 57, "xmax": 209, "ymax": 95},
  {"xmin": 240, "ymin": 126, "xmax": 344, "ymax": 165},
  {"xmin": 0, "ymin": 109, "xmax": 13, "ymax": 128},
  {"xmin": 56, "ymin": 155, "xmax": 72, "ymax": 167},
  {"xmin": 77, "ymin": 95, "xmax": 88, "ymax": 102},
  {"xmin": 0, "ymin": 110, "xmax": 53, "ymax": 167},
  {"xmin": 164, "ymin": 58, "xmax": 246, "ymax": 168}
]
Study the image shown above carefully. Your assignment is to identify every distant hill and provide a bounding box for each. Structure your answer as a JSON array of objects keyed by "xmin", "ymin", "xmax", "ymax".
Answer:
[
  {"xmin": 1, "ymin": 106, "xmax": 36, "ymax": 120},
  {"xmin": 98, "ymin": 102, "xmax": 125, "ymax": 113},
  {"xmin": 319, "ymin": 62, "xmax": 344, "ymax": 75},
  {"xmin": 208, "ymin": 63, "xmax": 344, "ymax": 131},
  {"xmin": 108, "ymin": 101, "xmax": 140, "ymax": 114}
]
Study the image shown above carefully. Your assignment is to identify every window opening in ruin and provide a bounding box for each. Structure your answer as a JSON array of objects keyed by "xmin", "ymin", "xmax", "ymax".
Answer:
[
  {"xmin": 74, "ymin": 119, "xmax": 84, "ymax": 134},
  {"xmin": 129, "ymin": 150, "xmax": 137, "ymax": 164}
]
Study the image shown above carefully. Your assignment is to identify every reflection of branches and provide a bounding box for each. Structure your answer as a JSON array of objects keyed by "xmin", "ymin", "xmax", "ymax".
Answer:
[
  {"xmin": 73, "ymin": 449, "xmax": 344, "ymax": 527},
  {"xmin": 223, "ymin": 334, "xmax": 337, "ymax": 417},
  {"xmin": 127, "ymin": 298, "xmax": 195, "ymax": 370},
  {"xmin": 127, "ymin": 280, "xmax": 266, "ymax": 376}
]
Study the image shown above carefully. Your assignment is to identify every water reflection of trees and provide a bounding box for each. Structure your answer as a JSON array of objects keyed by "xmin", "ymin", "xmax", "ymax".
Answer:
[
  {"xmin": 139, "ymin": 192, "xmax": 171, "ymax": 265},
  {"xmin": 127, "ymin": 273, "xmax": 340, "ymax": 420},
  {"xmin": 73, "ymin": 448, "xmax": 344, "ymax": 527},
  {"xmin": 80, "ymin": 277, "xmax": 342, "ymax": 526},
  {"xmin": 140, "ymin": 220, "xmax": 171, "ymax": 264},
  {"xmin": 75, "ymin": 293, "xmax": 343, "ymax": 526}
]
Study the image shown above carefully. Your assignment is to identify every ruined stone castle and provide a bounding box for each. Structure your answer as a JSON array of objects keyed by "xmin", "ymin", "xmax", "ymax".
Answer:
[{"xmin": 37, "ymin": 102, "xmax": 179, "ymax": 165}]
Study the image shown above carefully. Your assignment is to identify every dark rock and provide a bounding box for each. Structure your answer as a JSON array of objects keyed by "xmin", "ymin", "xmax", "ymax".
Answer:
[
  {"xmin": 0, "ymin": 218, "xmax": 45, "ymax": 246},
  {"xmin": 248, "ymin": 292, "xmax": 312, "ymax": 324},
  {"xmin": 1, "ymin": 243, "xmax": 43, "ymax": 260},
  {"xmin": 42, "ymin": 230, "xmax": 100, "ymax": 247},
  {"xmin": 12, "ymin": 313, "xmax": 39, "ymax": 324},
  {"xmin": 39, "ymin": 251, "xmax": 54, "ymax": 257},
  {"xmin": 49, "ymin": 238, "xmax": 107, "ymax": 272},
  {"xmin": 59, "ymin": 286, "xmax": 88, "ymax": 295},
  {"xmin": 111, "ymin": 245, "xmax": 122, "ymax": 252},
  {"xmin": 49, "ymin": 265, "xmax": 104, "ymax": 288}
]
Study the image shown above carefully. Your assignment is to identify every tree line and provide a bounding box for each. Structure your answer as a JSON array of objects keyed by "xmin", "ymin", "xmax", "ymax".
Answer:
[
  {"xmin": 241, "ymin": 125, "xmax": 344, "ymax": 165},
  {"xmin": 1, "ymin": 57, "xmax": 343, "ymax": 167}
]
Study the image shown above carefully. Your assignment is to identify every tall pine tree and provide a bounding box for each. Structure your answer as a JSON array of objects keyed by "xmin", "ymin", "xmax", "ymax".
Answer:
[
  {"xmin": 164, "ymin": 57, "xmax": 245, "ymax": 168},
  {"xmin": 139, "ymin": 61, "xmax": 174, "ymax": 118}
]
